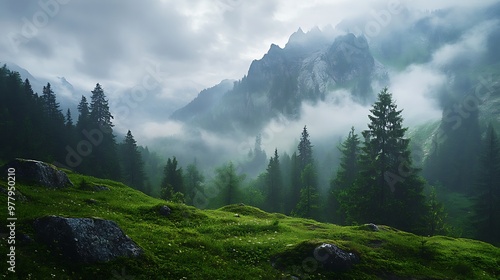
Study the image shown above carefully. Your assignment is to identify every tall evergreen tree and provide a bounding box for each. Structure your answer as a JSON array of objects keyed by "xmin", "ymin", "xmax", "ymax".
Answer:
[
  {"xmin": 472, "ymin": 124, "xmax": 500, "ymax": 244},
  {"xmin": 65, "ymin": 109, "xmax": 73, "ymax": 127},
  {"xmin": 73, "ymin": 95, "xmax": 92, "ymax": 174},
  {"xmin": 40, "ymin": 83, "xmax": 65, "ymax": 162},
  {"xmin": 348, "ymin": 88, "xmax": 427, "ymax": 232},
  {"xmin": 329, "ymin": 127, "xmax": 360, "ymax": 224},
  {"xmin": 264, "ymin": 148, "xmax": 283, "ymax": 213},
  {"xmin": 161, "ymin": 157, "xmax": 184, "ymax": 201},
  {"xmin": 76, "ymin": 95, "xmax": 90, "ymax": 130},
  {"xmin": 87, "ymin": 83, "xmax": 121, "ymax": 180},
  {"xmin": 293, "ymin": 126, "xmax": 319, "ymax": 218},
  {"xmin": 183, "ymin": 160, "xmax": 205, "ymax": 205},
  {"xmin": 298, "ymin": 126, "xmax": 313, "ymax": 170},
  {"xmin": 423, "ymin": 108, "xmax": 481, "ymax": 194},
  {"xmin": 212, "ymin": 161, "xmax": 244, "ymax": 207},
  {"xmin": 243, "ymin": 134, "xmax": 268, "ymax": 177},
  {"xmin": 41, "ymin": 83, "xmax": 64, "ymax": 123},
  {"xmin": 424, "ymin": 186, "xmax": 448, "ymax": 236},
  {"xmin": 294, "ymin": 163, "xmax": 320, "ymax": 219},
  {"xmin": 119, "ymin": 130, "xmax": 146, "ymax": 193},
  {"xmin": 287, "ymin": 152, "xmax": 302, "ymax": 215}
]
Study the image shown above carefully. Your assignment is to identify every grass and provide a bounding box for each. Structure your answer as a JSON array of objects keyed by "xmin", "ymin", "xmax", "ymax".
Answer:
[{"xmin": 1, "ymin": 170, "xmax": 499, "ymax": 279}]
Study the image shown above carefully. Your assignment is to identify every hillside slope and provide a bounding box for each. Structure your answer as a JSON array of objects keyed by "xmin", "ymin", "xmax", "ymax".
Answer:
[{"xmin": 0, "ymin": 169, "xmax": 499, "ymax": 279}]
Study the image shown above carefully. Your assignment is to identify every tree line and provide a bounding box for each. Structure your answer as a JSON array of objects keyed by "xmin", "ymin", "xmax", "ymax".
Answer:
[
  {"xmin": 0, "ymin": 65, "xmax": 146, "ymax": 192},
  {"xmin": 1, "ymin": 65, "xmax": 498, "ymax": 245}
]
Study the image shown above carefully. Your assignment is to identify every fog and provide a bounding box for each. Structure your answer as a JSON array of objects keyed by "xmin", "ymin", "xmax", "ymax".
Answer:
[{"xmin": 1, "ymin": 0, "xmax": 499, "ymax": 178}]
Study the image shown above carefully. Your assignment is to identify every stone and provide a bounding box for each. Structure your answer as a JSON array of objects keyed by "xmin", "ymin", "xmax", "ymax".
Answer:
[
  {"xmin": 365, "ymin": 223, "xmax": 379, "ymax": 231},
  {"xmin": 33, "ymin": 216, "xmax": 143, "ymax": 263},
  {"xmin": 92, "ymin": 185, "xmax": 110, "ymax": 191},
  {"xmin": 313, "ymin": 243, "xmax": 359, "ymax": 272},
  {"xmin": 159, "ymin": 205, "xmax": 171, "ymax": 216},
  {"xmin": 2, "ymin": 159, "xmax": 73, "ymax": 188}
]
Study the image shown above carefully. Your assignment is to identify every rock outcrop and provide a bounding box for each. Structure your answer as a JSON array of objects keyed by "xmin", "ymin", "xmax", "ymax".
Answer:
[
  {"xmin": 33, "ymin": 216, "xmax": 143, "ymax": 263},
  {"xmin": 2, "ymin": 159, "xmax": 73, "ymax": 188},
  {"xmin": 313, "ymin": 243, "xmax": 360, "ymax": 272}
]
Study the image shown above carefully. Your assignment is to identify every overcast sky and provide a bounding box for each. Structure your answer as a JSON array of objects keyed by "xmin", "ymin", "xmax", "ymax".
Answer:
[
  {"xmin": 1, "ymin": 0, "xmax": 498, "ymax": 145},
  {"xmin": 1, "ymin": 0, "xmax": 494, "ymax": 99}
]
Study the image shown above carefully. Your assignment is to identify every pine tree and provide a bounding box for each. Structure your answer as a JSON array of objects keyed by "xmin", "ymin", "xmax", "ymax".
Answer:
[
  {"xmin": 87, "ymin": 83, "xmax": 121, "ymax": 180},
  {"xmin": 76, "ymin": 95, "xmax": 90, "ymax": 131},
  {"xmin": 161, "ymin": 157, "xmax": 184, "ymax": 201},
  {"xmin": 212, "ymin": 161, "xmax": 245, "ymax": 207},
  {"xmin": 294, "ymin": 163, "xmax": 320, "ymax": 219},
  {"xmin": 119, "ymin": 130, "xmax": 146, "ymax": 192},
  {"xmin": 349, "ymin": 88, "xmax": 427, "ymax": 232},
  {"xmin": 41, "ymin": 83, "xmax": 64, "ymax": 123},
  {"xmin": 329, "ymin": 127, "xmax": 360, "ymax": 224},
  {"xmin": 65, "ymin": 109, "xmax": 73, "ymax": 127},
  {"xmin": 264, "ymin": 148, "xmax": 283, "ymax": 213},
  {"xmin": 472, "ymin": 124, "xmax": 500, "ymax": 244},
  {"xmin": 293, "ymin": 126, "xmax": 318, "ymax": 217},
  {"xmin": 287, "ymin": 152, "xmax": 302, "ymax": 215},
  {"xmin": 183, "ymin": 160, "xmax": 205, "ymax": 205},
  {"xmin": 89, "ymin": 83, "xmax": 113, "ymax": 130},
  {"xmin": 298, "ymin": 126, "xmax": 313, "ymax": 170},
  {"xmin": 424, "ymin": 186, "xmax": 448, "ymax": 236},
  {"xmin": 40, "ymin": 83, "xmax": 65, "ymax": 162}
]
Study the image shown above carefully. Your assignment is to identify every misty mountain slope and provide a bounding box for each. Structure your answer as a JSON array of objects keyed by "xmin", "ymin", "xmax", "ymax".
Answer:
[
  {"xmin": 171, "ymin": 30, "xmax": 386, "ymax": 135},
  {"xmin": 0, "ymin": 61, "xmax": 83, "ymax": 115},
  {"xmin": 170, "ymin": 79, "xmax": 234, "ymax": 121}
]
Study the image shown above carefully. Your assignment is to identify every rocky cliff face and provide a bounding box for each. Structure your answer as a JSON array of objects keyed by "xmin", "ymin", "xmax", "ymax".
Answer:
[{"xmin": 172, "ymin": 29, "xmax": 387, "ymax": 135}]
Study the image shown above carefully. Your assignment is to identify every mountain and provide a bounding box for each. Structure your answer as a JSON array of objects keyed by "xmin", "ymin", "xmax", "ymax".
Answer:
[
  {"xmin": 170, "ymin": 79, "xmax": 235, "ymax": 122},
  {"xmin": 0, "ymin": 61, "xmax": 83, "ymax": 115},
  {"xmin": 171, "ymin": 29, "xmax": 387, "ymax": 135}
]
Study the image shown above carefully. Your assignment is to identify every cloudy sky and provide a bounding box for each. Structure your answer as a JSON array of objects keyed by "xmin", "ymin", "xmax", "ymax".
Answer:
[
  {"xmin": 0, "ymin": 0, "xmax": 497, "ymax": 143},
  {"xmin": 1, "ymin": 1, "xmax": 494, "ymax": 93}
]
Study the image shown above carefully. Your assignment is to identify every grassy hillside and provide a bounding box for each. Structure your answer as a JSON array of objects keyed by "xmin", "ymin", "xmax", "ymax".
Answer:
[{"xmin": 1, "ymin": 170, "xmax": 499, "ymax": 279}]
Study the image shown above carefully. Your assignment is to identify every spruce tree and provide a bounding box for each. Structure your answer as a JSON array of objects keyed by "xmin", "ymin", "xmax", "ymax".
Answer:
[
  {"xmin": 287, "ymin": 152, "xmax": 302, "ymax": 215},
  {"xmin": 424, "ymin": 186, "xmax": 448, "ymax": 236},
  {"xmin": 472, "ymin": 124, "xmax": 500, "ymax": 244},
  {"xmin": 264, "ymin": 148, "xmax": 283, "ymax": 213},
  {"xmin": 294, "ymin": 163, "xmax": 320, "ymax": 219},
  {"xmin": 76, "ymin": 95, "xmax": 90, "ymax": 131},
  {"xmin": 350, "ymin": 87, "xmax": 427, "ymax": 232},
  {"xmin": 293, "ymin": 126, "xmax": 319, "ymax": 218},
  {"xmin": 87, "ymin": 83, "xmax": 121, "ymax": 180},
  {"xmin": 161, "ymin": 157, "xmax": 184, "ymax": 201},
  {"xmin": 183, "ymin": 161, "xmax": 205, "ymax": 205},
  {"xmin": 330, "ymin": 127, "xmax": 360, "ymax": 224},
  {"xmin": 41, "ymin": 83, "xmax": 66, "ymax": 162},
  {"xmin": 298, "ymin": 126, "xmax": 313, "ymax": 170},
  {"xmin": 212, "ymin": 161, "xmax": 245, "ymax": 207},
  {"xmin": 119, "ymin": 130, "xmax": 146, "ymax": 192}
]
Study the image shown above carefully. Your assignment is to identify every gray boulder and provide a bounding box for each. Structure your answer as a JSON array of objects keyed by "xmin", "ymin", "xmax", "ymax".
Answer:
[
  {"xmin": 159, "ymin": 205, "xmax": 171, "ymax": 216},
  {"xmin": 313, "ymin": 243, "xmax": 359, "ymax": 272},
  {"xmin": 2, "ymin": 159, "xmax": 73, "ymax": 188},
  {"xmin": 364, "ymin": 223, "xmax": 379, "ymax": 231},
  {"xmin": 33, "ymin": 216, "xmax": 143, "ymax": 263}
]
